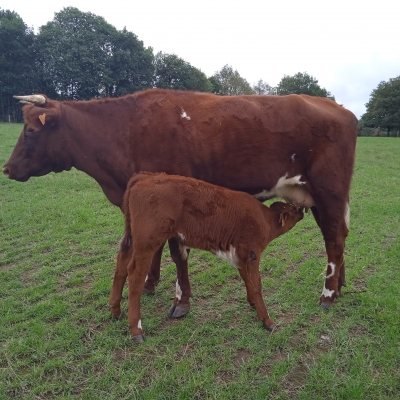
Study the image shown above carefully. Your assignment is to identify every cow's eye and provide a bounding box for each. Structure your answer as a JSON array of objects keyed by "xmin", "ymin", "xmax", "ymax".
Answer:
[{"xmin": 26, "ymin": 127, "xmax": 35, "ymax": 134}]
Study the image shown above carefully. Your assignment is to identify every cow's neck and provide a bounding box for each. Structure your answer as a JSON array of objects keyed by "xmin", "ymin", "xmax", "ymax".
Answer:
[{"xmin": 61, "ymin": 100, "xmax": 134, "ymax": 207}]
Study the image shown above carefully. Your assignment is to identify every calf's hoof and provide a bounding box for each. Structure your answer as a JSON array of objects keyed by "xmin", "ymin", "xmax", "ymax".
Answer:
[
  {"xmin": 317, "ymin": 299, "xmax": 335, "ymax": 309},
  {"xmin": 111, "ymin": 311, "xmax": 124, "ymax": 320},
  {"xmin": 168, "ymin": 303, "xmax": 190, "ymax": 318},
  {"xmin": 132, "ymin": 334, "xmax": 146, "ymax": 343}
]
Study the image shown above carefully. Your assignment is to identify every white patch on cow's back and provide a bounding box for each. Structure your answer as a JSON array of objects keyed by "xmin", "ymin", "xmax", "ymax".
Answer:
[
  {"xmin": 321, "ymin": 285, "xmax": 335, "ymax": 298},
  {"xmin": 345, "ymin": 202, "xmax": 350, "ymax": 228},
  {"xmin": 214, "ymin": 246, "xmax": 239, "ymax": 268},
  {"xmin": 175, "ymin": 280, "xmax": 182, "ymax": 300},
  {"xmin": 254, "ymin": 173, "xmax": 315, "ymax": 207},
  {"xmin": 138, "ymin": 319, "xmax": 142, "ymax": 330},
  {"xmin": 325, "ymin": 262, "xmax": 336, "ymax": 279},
  {"xmin": 180, "ymin": 107, "xmax": 191, "ymax": 120}
]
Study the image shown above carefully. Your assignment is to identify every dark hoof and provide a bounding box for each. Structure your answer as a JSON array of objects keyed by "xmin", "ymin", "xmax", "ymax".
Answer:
[
  {"xmin": 142, "ymin": 287, "xmax": 155, "ymax": 295},
  {"xmin": 132, "ymin": 334, "xmax": 146, "ymax": 343},
  {"xmin": 318, "ymin": 301, "xmax": 334, "ymax": 309},
  {"xmin": 111, "ymin": 312, "xmax": 124, "ymax": 320},
  {"xmin": 168, "ymin": 304, "xmax": 176, "ymax": 316},
  {"xmin": 172, "ymin": 304, "xmax": 190, "ymax": 318},
  {"xmin": 266, "ymin": 323, "xmax": 277, "ymax": 332}
]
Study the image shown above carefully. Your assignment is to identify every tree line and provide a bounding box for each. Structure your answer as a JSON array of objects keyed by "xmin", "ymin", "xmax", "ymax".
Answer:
[
  {"xmin": 0, "ymin": 7, "xmax": 336, "ymax": 122},
  {"xmin": 2, "ymin": 6, "xmax": 398, "ymax": 135}
]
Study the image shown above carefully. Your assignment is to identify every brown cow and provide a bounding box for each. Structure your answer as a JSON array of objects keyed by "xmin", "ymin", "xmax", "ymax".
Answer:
[
  {"xmin": 110, "ymin": 172, "xmax": 304, "ymax": 341},
  {"xmin": 2, "ymin": 90, "xmax": 357, "ymax": 313}
]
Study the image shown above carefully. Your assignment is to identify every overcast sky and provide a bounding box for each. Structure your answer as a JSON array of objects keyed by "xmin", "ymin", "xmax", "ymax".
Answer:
[{"xmin": 3, "ymin": 0, "xmax": 400, "ymax": 118}]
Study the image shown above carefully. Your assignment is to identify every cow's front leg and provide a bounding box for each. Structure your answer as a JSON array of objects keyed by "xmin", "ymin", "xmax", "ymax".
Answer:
[
  {"xmin": 142, "ymin": 242, "xmax": 165, "ymax": 294},
  {"xmin": 167, "ymin": 237, "xmax": 191, "ymax": 318}
]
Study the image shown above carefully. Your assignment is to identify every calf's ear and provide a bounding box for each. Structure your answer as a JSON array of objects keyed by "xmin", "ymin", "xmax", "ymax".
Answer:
[{"xmin": 279, "ymin": 213, "xmax": 287, "ymax": 227}]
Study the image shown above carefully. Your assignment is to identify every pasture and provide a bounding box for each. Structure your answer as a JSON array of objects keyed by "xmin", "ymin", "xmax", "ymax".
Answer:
[{"xmin": 1, "ymin": 122, "xmax": 399, "ymax": 399}]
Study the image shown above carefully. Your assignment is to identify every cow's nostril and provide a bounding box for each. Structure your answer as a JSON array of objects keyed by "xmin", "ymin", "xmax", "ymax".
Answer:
[{"xmin": 2, "ymin": 167, "xmax": 10, "ymax": 178}]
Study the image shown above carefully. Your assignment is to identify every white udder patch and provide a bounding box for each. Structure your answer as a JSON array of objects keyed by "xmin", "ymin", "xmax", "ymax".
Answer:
[
  {"xmin": 214, "ymin": 246, "xmax": 239, "ymax": 268},
  {"xmin": 175, "ymin": 280, "xmax": 182, "ymax": 300},
  {"xmin": 254, "ymin": 173, "xmax": 315, "ymax": 207},
  {"xmin": 178, "ymin": 232, "xmax": 186, "ymax": 241},
  {"xmin": 325, "ymin": 262, "xmax": 336, "ymax": 279}
]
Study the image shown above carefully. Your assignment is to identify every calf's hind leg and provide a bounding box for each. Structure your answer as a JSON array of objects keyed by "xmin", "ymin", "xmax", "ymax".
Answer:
[
  {"xmin": 109, "ymin": 245, "xmax": 132, "ymax": 319},
  {"xmin": 127, "ymin": 250, "xmax": 155, "ymax": 342}
]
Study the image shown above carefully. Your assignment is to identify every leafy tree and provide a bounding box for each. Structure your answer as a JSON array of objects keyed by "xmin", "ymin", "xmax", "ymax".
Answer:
[
  {"xmin": 153, "ymin": 52, "xmax": 212, "ymax": 92},
  {"xmin": 0, "ymin": 9, "xmax": 38, "ymax": 121},
  {"xmin": 276, "ymin": 72, "xmax": 334, "ymax": 100},
  {"xmin": 360, "ymin": 76, "xmax": 400, "ymax": 137},
  {"xmin": 210, "ymin": 65, "xmax": 255, "ymax": 95},
  {"xmin": 36, "ymin": 7, "xmax": 153, "ymax": 100},
  {"xmin": 105, "ymin": 27, "xmax": 153, "ymax": 97},
  {"xmin": 253, "ymin": 79, "xmax": 276, "ymax": 95}
]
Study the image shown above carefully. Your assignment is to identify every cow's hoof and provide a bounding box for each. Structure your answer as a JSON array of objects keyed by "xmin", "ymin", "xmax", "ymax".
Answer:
[
  {"xmin": 172, "ymin": 304, "xmax": 190, "ymax": 318},
  {"xmin": 142, "ymin": 287, "xmax": 155, "ymax": 295},
  {"xmin": 168, "ymin": 304, "xmax": 176, "ymax": 316},
  {"xmin": 132, "ymin": 334, "xmax": 146, "ymax": 343}
]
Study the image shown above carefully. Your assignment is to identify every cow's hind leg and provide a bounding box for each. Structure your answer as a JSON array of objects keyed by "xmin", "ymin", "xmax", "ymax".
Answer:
[
  {"xmin": 167, "ymin": 237, "xmax": 191, "ymax": 318},
  {"xmin": 311, "ymin": 201, "xmax": 349, "ymax": 307},
  {"xmin": 311, "ymin": 207, "xmax": 347, "ymax": 294},
  {"xmin": 109, "ymin": 245, "xmax": 132, "ymax": 319},
  {"xmin": 142, "ymin": 243, "xmax": 165, "ymax": 294}
]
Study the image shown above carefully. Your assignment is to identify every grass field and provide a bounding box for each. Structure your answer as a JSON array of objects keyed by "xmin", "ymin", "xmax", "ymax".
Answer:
[{"xmin": 1, "ymin": 122, "xmax": 399, "ymax": 399}]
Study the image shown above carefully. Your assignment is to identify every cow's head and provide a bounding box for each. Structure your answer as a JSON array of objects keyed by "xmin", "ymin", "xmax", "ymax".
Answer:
[{"xmin": 2, "ymin": 95, "xmax": 68, "ymax": 182}]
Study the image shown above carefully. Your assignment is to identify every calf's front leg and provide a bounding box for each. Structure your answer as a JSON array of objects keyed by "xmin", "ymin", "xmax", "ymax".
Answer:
[{"xmin": 238, "ymin": 258, "xmax": 276, "ymax": 331}]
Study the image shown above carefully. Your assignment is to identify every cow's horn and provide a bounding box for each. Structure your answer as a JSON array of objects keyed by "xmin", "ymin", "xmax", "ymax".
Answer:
[{"xmin": 13, "ymin": 95, "xmax": 46, "ymax": 105}]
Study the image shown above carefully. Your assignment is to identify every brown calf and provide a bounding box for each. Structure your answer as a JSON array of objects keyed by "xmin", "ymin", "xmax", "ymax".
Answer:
[{"xmin": 109, "ymin": 172, "xmax": 304, "ymax": 341}]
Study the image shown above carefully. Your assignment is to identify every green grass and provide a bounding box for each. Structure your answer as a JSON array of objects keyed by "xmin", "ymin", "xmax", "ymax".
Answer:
[{"xmin": 1, "ymin": 122, "xmax": 399, "ymax": 399}]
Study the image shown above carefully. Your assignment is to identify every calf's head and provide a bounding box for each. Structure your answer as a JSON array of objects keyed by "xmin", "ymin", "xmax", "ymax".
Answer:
[
  {"xmin": 269, "ymin": 202, "xmax": 304, "ymax": 234},
  {"xmin": 2, "ymin": 95, "xmax": 67, "ymax": 182}
]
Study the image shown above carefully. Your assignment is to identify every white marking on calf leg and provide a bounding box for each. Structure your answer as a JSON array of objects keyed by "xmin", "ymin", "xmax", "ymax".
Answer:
[
  {"xmin": 175, "ymin": 280, "xmax": 182, "ymax": 301},
  {"xmin": 321, "ymin": 286, "xmax": 335, "ymax": 298},
  {"xmin": 138, "ymin": 319, "xmax": 142, "ymax": 330}
]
